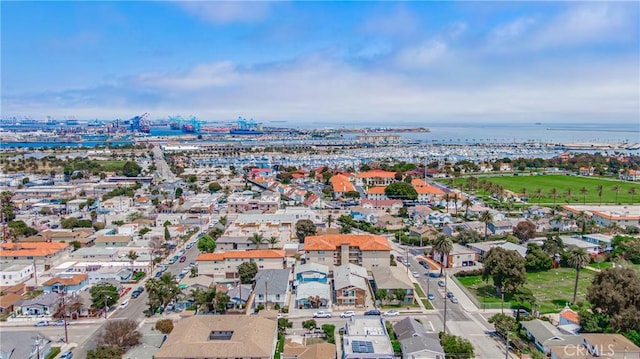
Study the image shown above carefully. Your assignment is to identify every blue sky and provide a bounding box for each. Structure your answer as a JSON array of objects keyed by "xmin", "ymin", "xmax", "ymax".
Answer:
[{"xmin": 2, "ymin": 1, "xmax": 639, "ymax": 125}]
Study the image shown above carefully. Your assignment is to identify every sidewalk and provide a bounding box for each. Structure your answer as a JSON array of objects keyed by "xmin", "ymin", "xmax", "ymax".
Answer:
[{"xmin": 443, "ymin": 273, "xmax": 479, "ymax": 313}]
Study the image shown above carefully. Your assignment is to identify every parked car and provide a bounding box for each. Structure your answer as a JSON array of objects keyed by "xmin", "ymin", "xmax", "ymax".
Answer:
[
  {"xmin": 179, "ymin": 256, "xmax": 187, "ymax": 263},
  {"xmin": 51, "ymin": 319, "xmax": 66, "ymax": 326},
  {"xmin": 429, "ymin": 272, "xmax": 441, "ymax": 278},
  {"xmin": 412, "ymin": 271, "xmax": 420, "ymax": 278},
  {"xmin": 131, "ymin": 291, "xmax": 141, "ymax": 299},
  {"xmin": 186, "ymin": 242, "xmax": 195, "ymax": 249},
  {"xmin": 154, "ymin": 271, "xmax": 162, "ymax": 278},
  {"xmin": 446, "ymin": 291, "xmax": 454, "ymax": 298},
  {"xmin": 136, "ymin": 286, "xmax": 144, "ymax": 293},
  {"xmin": 60, "ymin": 351, "xmax": 73, "ymax": 359},
  {"xmin": 428, "ymin": 293, "xmax": 435, "ymax": 300},
  {"xmin": 364, "ymin": 309, "xmax": 381, "ymax": 316},
  {"xmin": 119, "ymin": 300, "xmax": 129, "ymax": 309},
  {"xmin": 340, "ymin": 311, "xmax": 356, "ymax": 318},
  {"xmin": 438, "ymin": 280, "xmax": 446, "ymax": 287},
  {"xmin": 450, "ymin": 297, "xmax": 459, "ymax": 304},
  {"xmin": 313, "ymin": 311, "xmax": 332, "ymax": 318},
  {"xmin": 383, "ymin": 310, "xmax": 400, "ymax": 317},
  {"xmin": 168, "ymin": 257, "xmax": 178, "ymax": 264},
  {"xmin": 512, "ymin": 309, "xmax": 530, "ymax": 318},
  {"xmin": 188, "ymin": 262, "xmax": 196, "ymax": 268},
  {"xmin": 34, "ymin": 321, "xmax": 48, "ymax": 327}
]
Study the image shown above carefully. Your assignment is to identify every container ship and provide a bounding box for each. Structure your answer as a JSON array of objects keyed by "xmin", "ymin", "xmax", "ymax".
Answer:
[{"xmin": 230, "ymin": 117, "xmax": 264, "ymax": 135}]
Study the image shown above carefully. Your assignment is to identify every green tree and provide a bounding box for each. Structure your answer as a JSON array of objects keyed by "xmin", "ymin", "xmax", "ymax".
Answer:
[
  {"xmin": 586, "ymin": 267, "xmax": 640, "ymax": 332},
  {"xmin": 629, "ymin": 187, "xmax": 638, "ymax": 204},
  {"xmin": 596, "ymin": 184, "xmax": 604, "ymax": 205},
  {"xmin": 126, "ymin": 250, "xmax": 139, "ymax": 275},
  {"xmin": 121, "ymin": 161, "xmax": 141, "ymax": 177},
  {"xmin": 482, "ymin": 247, "xmax": 527, "ymax": 295},
  {"xmin": 327, "ymin": 214, "xmax": 333, "ymax": 228},
  {"xmin": 174, "ymin": 187, "xmax": 183, "ymax": 198},
  {"xmin": 439, "ymin": 333, "xmax": 474, "ymax": 359},
  {"xmin": 155, "ymin": 319, "xmax": 174, "ymax": 334},
  {"xmin": 568, "ymin": 247, "xmax": 590, "ymax": 304},
  {"xmin": 462, "ymin": 197, "xmax": 473, "ymax": 219},
  {"xmin": 433, "ymin": 235, "xmax": 453, "ymax": 277},
  {"xmin": 208, "ymin": 182, "xmax": 222, "ymax": 193},
  {"xmin": 278, "ymin": 317, "xmax": 293, "ymax": 335},
  {"xmin": 295, "ymin": 219, "xmax": 317, "ymax": 243},
  {"xmin": 90, "ymin": 283, "xmax": 119, "ymax": 311},
  {"xmin": 197, "ymin": 234, "xmax": 216, "ymax": 253},
  {"xmin": 512, "ymin": 286, "xmax": 536, "ymax": 320},
  {"xmin": 611, "ymin": 185, "xmax": 621, "ymax": 204},
  {"xmin": 384, "ymin": 182, "xmax": 418, "ymax": 200},
  {"xmin": 238, "ymin": 262, "xmax": 258, "ymax": 284},
  {"xmin": 98, "ymin": 319, "xmax": 142, "ymax": 350},
  {"xmin": 268, "ymin": 236, "xmax": 279, "ymax": 249},
  {"xmin": 479, "ymin": 211, "xmax": 493, "ymax": 240},
  {"xmin": 579, "ymin": 186, "xmax": 589, "ymax": 205},
  {"xmin": 302, "ymin": 319, "xmax": 317, "ymax": 331},
  {"xmin": 488, "ymin": 313, "xmax": 516, "ymax": 338},
  {"xmin": 7, "ymin": 220, "xmax": 38, "ymax": 239},
  {"xmin": 375, "ymin": 289, "xmax": 388, "ymax": 301},
  {"xmin": 340, "ymin": 223, "xmax": 352, "ymax": 234},
  {"xmin": 525, "ymin": 243, "xmax": 552, "ymax": 272},
  {"xmin": 164, "ymin": 226, "xmax": 171, "ymax": 242}
]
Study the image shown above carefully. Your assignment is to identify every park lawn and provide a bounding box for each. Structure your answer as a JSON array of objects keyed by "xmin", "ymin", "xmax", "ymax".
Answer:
[
  {"xmin": 453, "ymin": 175, "xmax": 639, "ymax": 205},
  {"xmin": 96, "ymin": 160, "xmax": 128, "ymax": 172},
  {"xmin": 457, "ymin": 267, "xmax": 595, "ymax": 314},
  {"xmin": 413, "ymin": 283, "xmax": 426, "ymax": 298}
]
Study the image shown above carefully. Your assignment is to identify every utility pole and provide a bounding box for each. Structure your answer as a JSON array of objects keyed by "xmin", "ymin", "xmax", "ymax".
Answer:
[
  {"xmin": 59, "ymin": 291, "xmax": 69, "ymax": 344},
  {"xmin": 104, "ymin": 295, "xmax": 111, "ymax": 320},
  {"xmin": 443, "ymin": 269, "xmax": 448, "ymax": 334}
]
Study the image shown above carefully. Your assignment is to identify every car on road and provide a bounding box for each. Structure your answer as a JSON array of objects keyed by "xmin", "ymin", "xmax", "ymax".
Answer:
[
  {"xmin": 364, "ymin": 309, "xmax": 381, "ymax": 316},
  {"xmin": 154, "ymin": 271, "xmax": 162, "ymax": 278},
  {"xmin": 340, "ymin": 311, "xmax": 356, "ymax": 318},
  {"xmin": 188, "ymin": 262, "xmax": 196, "ymax": 268},
  {"xmin": 446, "ymin": 291, "xmax": 454, "ymax": 298},
  {"xmin": 168, "ymin": 257, "xmax": 178, "ymax": 264},
  {"xmin": 428, "ymin": 293, "xmax": 435, "ymax": 300},
  {"xmin": 51, "ymin": 319, "xmax": 66, "ymax": 326},
  {"xmin": 136, "ymin": 286, "xmax": 144, "ymax": 293},
  {"xmin": 34, "ymin": 321, "xmax": 48, "ymax": 327},
  {"xmin": 383, "ymin": 310, "xmax": 400, "ymax": 317},
  {"xmin": 186, "ymin": 242, "xmax": 195, "ymax": 249},
  {"xmin": 313, "ymin": 311, "xmax": 332, "ymax": 318},
  {"xmin": 179, "ymin": 256, "xmax": 187, "ymax": 263},
  {"xmin": 429, "ymin": 272, "xmax": 441, "ymax": 278},
  {"xmin": 132, "ymin": 291, "xmax": 141, "ymax": 298},
  {"xmin": 412, "ymin": 271, "xmax": 419, "ymax": 278},
  {"xmin": 438, "ymin": 280, "xmax": 446, "ymax": 287},
  {"xmin": 450, "ymin": 297, "xmax": 459, "ymax": 304},
  {"xmin": 119, "ymin": 300, "xmax": 129, "ymax": 309},
  {"xmin": 60, "ymin": 351, "xmax": 73, "ymax": 359}
]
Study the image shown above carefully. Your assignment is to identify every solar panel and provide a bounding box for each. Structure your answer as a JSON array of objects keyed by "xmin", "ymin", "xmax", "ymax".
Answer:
[{"xmin": 351, "ymin": 340, "xmax": 374, "ymax": 353}]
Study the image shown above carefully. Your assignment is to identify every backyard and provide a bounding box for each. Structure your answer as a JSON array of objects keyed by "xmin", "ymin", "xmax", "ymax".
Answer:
[
  {"xmin": 446, "ymin": 175, "xmax": 639, "ymax": 205},
  {"xmin": 456, "ymin": 267, "xmax": 595, "ymax": 313}
]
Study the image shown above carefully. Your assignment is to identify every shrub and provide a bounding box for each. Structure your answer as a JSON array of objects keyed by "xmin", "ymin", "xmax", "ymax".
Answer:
[
  {"xmin": 281, "ymin": 306, "xmax": 289, "ymax": 313},
  {"xmin": 45, "ymin": 347, "xmax": 61, "ymax": 359},
  {"xmin": 454, "ymin": 269, "xmax": 484, "ymax": 277},
  {"xmin": 155, "ymin": 319, "xmax": 174, "ymax": 334}
]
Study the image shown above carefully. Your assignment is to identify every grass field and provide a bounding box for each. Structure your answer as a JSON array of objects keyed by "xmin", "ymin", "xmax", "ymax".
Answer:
[
  {"xmin": 457, "ymin": 268, "xmax": 595, "ymax": 313},
  {"xmin": 96, "ymin": 160, "xmax": 128, "ymax": 172},
  {"xmin": 450, "ymin": 175, "xmax": 639, "ymax": 205}
]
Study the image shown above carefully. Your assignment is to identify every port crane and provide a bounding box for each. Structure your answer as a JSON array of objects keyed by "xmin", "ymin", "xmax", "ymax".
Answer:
[
  {"xmin": 168, "ymin": 115, "xmax": 202, "ymax": 133},
  {"xmin": 127, "ymin": 113, "xmax": 151, "ymax": 133}
]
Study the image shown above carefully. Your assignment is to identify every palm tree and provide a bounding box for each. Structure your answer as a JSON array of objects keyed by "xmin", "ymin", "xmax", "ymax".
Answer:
[
  {"xmin": 568, "ymin": 247, "xmax": 590, "ymax": 304},
  {"xmin": 596, "ymin": 185, "xmax": 604, "ymax": 205},
  {"xmin": 433, "ymin": 235, "xmax": 453, "ymax": 277},
  {"xmin": 268, "ymin": 236, "xmax": 279, "ymax": 249},
  {"xmin": 479, "ymin": 210, "xmax": 493, "ymax": 240},
  {"xmin": 327, "ymin": 214, "xmax": 333, "ymax": 228},
  {"xmin": 611, "ymin": 185, "xmax": 621, "ymax": 204},
  {"xmin": 534, "ymin": 188, "xmax": 544, "ymax": 205},
  {"xmin": 461, "ymin": 198, "xmax": 473, "ymax": 219},
  {"xmin": 629, "ymin": 187, "xmax": 638, "ymax": 204},
  {"xmin": 548, "ymin": 188, "xmax": 559, "ymax": 209},
  {"xmin": 90, "ymin": 210, "xmax": 98, "ymax": 223},
  {"xmin": 444, "ymin": 193, "xmax": 450, "ymax": 213},
  {"xmin": 564, "ymin": 188, "xmax": 574, "ymax": 204},
  {"xmin": 579, "ymin": 186, "xmax": 588, "ymax": 205},
  {"xmin": 520, "ymin": 188, "xmax": 528, "ymax": 212},
  {"xmin": 249, "ymin": 233, "xmax": 265, "ymax": 249},
  {"xmin": 576, "ymin": 211, "xmax": 588, "ymax": 237},
  {"xmin": 126, "ymin": 250, "xmax": 138, "ymax": 276}
]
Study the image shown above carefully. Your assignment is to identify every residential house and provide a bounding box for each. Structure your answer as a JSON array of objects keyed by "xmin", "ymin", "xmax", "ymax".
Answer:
[
  {"xmin": 488, "ymin": 220, "xmax": 516, "ymax": 235},
  {"xmin": 0, "ymin": 262, "xmax": 35, "ymax": 286},
  {"xmin": 41, "ymin": 229, "xmax": 91, "ymax": 245},
  {"xmin": 42, "ymin": 274, "xmax": 89, "ymax": 294},
  {"xmin": 0, "ymin": 293, "xmax": 22, "ymax": 314},
  {"xmin": 522, "ymin": 319, "xmax": 583, "ymax": 354},
  {"xmin": 557, "ymin": 304, "xmax": 581, "ymax": 335},
  {"xmin": 196, "ymin": 250, "xmax": 286, "ymax": 283},
  {"xmin": 579, "ymin": 167, "xmax": 595, "ymax": 176},
  {"xmin": 465, "ymin": 241, "xmax": 528, "ymax": 260},
  {"xmin": 393, "ymin": 317, "xmax": 445, "ymax": 359},
  {"xmin": 94, "ymin": 235, "xmax": 131, "ymax": 247},
  {"xmin": 408, "ymin": 226, "xmax": 434, "ymax": 240},
  {"xmin": 427, "ymin": 212, "xmax": 453, "ymax": 227},
  {"xmin": 0, "ymin": 331, "xmax": 53, "ymax": 359},
  {"xmin": 620, "ymin": 169, "xmax": 640, "ymax": 181},
  {"xmin": 16, "ymin": 292, "xmax": 59, "ymax": 316},
  {"xmin": 342, "ymin": 316, "xmax": 394, "ymax": 359},
  {"xmin": 361, "ymin": 199, "xmax": 403, "ymax": 211},
  {"xmin": 296, "ymin": 281, "xmax": 331, "ymax": 309},
  {"xmin": 333, "ymin": 263, "xmax": 368, "ymax": 307},
  {"xmin": 253, "ymin": 269, "xmax": 291, "ymax": 309},
  {"xmin": 283, "ymin": 341, "xmax": 336, "ymax": 359},
  {"xmin": 226, "ymin": 283, "xmax": 252, "ymax": 308},
  {"xmin": 355, "ymin": 170, "xmax": 397, "ymax": 187},
  {"xmin": 558, "ymin": 236, "xmax": 601, "ymax": 254},
  {"xmin": 582, "ymin": 333, "xmax": 640, "ymax": 359},
  {"xmin": 0, "ymin": 242, "xmax": 70, "ymax": 264},
  {"xmin": 227, "ymin": 191, "xmax": 280, "ymax": 214},
  {"xmin": 411, "ymin": 205, "xmax": 434, "ymax": 225},
  {"xmin": 295, "ymin": 262, "xmax": 329, "ymax": 284},
  {"xmin": 154, "ymin": 315, "xmax": 278, "ymax": 359},
  {"xmin": 366, "ymin": 187, "xmax": 388, "ymax": 201},
  {"xmin": 179, "ymin": 275, "xmax": 214, "ymax": 292},
  {"xmin": 411, "ymin": 178, "xmax": 445, "ymax": 203},
  {"xmin": 432, "ymin": 243, "xmax": 478, "ymax": 268},
  {"xmin": 68, "ymin": 247, "xmax": 120, "ymax": 261},
  {"xmin": 375, "ymin": 214, "xmax": 404, "ymax": 231},
  {"xmin": 304, "ymin": 234, "xmax": 391, "ymax": 271},
  {"xmin": 89, "ymin": 266, "xmax": 133, "ymax": 283},
  {"xmin": 330, "ymin": 174, "xmax": 356, "ymax": 199},
  {"xmin": 371, "ymin": 266, "xmax": 414, "ymax": 305}
]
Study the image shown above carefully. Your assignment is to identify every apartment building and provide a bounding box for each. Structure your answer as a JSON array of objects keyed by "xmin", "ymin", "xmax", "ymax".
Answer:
[
  {"xmin": 196, "ymin": 250, "xmax": 286, "ymax": 283},
  {"xmin": 227, "ymin": 191, "xmax": 280, "ymax": 214},
  {"xmin": 304, "ymin": 234, "xmax": 391, "ymax": 271}
]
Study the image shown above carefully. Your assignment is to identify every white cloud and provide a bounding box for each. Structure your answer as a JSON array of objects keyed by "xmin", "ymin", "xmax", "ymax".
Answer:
[
  {"xmin": 133, "ymin": 62, "xmax": 239, "ymax": 90},
  {"xmin": 394, "ymin": 40, "xmax": 448, "ymax": 69},
  {"xmin": 360, "ymin": 5, "xmax": 419, "ymax": 37},
  {"xmin": 175, "ymin": 2, "xmax": 272, "ymax": 25},
  {"xmin": 489, "ymin": 17, "xmax": 536, "ymax": 45}
]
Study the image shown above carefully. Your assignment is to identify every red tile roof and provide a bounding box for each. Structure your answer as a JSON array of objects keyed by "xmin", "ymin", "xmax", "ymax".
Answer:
[
  {"xmin": 0, "ymin": 242, "xmax": 69, "ymax": 258},
  {"xmin": 355, "ymin": 170, "xmax": 396, "ymax": 178},
  {"xmin": 304, "ymin": 234, "xmax": 391, "ymax": 251},
  {"xmin": 197, "ymin": 250, "xmax": 286, "ymax": 261},
  {"xmin": 330, "ymin": 175, "xmax": 355, "ymax": 193},
  {"xmin": 366, "ymin": 186, "xmax": 386, "ymax": 194},
  {"xmin": 42, "ymin": 274, "xmax": 88, "ymax": 287}
]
